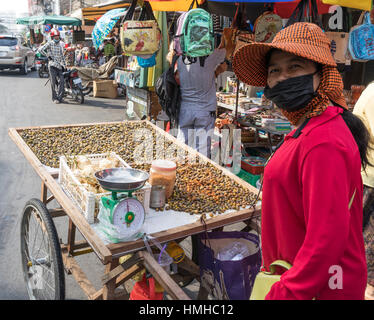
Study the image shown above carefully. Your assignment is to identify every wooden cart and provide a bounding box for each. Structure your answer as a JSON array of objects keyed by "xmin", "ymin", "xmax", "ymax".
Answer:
[{"xmin": 9, "ymin": 120, "xmax": 261, "ymax": 300}]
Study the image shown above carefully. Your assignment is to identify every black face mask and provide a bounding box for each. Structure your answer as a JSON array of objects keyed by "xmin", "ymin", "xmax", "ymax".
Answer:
[{"xmin": 264, "ymin": 73, "xmax": 318, "ymax": 112}]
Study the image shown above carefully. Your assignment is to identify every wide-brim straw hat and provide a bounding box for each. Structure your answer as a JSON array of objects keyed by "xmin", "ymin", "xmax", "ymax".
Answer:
[{"xmin": 232, "ymin": 23, "xmax": 337, "ymax": 87}]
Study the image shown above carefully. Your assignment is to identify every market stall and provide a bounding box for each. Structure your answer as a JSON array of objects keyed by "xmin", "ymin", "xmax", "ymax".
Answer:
[
  {"xmin": 9, "ymin": 120, "xmax": 261, "ymax": 300},
  {"xmin": 11, "ymin": 0, "xmax": 374, "ymax": 301}
]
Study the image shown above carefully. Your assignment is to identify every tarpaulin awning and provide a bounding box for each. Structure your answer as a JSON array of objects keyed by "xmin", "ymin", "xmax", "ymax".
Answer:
[
  {"xmin": 149, "ymin": 0, "xmax": 204, "ymax": 12},
  {"xmin": 16, "ymin": 15, "xmax": 82, "ymax": 26},
  {"xmin": 210, "ymin": 0, "xmax": 294, "ymax": 2},
  {"xmin": 82, "ymin": 1, "xmax": 131, "ymax": 22}
]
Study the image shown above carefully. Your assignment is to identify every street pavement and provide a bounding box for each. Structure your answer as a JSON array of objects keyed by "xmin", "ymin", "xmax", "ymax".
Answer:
[{"xmin": 0, "ymin": 69, "xmax": 127, "ymax": 299}]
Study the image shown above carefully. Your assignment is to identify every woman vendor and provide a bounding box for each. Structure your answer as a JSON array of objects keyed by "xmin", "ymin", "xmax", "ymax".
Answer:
[{"xmin": 233, "ymin": 22, "xmax": 369, "ymax": 299}]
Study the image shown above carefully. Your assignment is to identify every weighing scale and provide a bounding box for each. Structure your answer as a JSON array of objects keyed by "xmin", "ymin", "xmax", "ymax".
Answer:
[{"xmin": 95, "ymin": 167, "xmax": 149, "ymax": 241}]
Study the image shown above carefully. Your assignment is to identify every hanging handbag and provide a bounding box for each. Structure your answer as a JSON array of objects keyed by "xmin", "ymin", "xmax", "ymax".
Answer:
[
  {"xmin": 249, "ymin": 260, "xmax": 292, "ymax": 300},
  {"xmin": 348, "ymin": 11, "xmax": 374, "ymax": 62},
  {"xmin": 72, "ymin": 26, "xmax": 85, "ymax": 43},
  {"xmin": 197, "ymin": 215, "xmax": 262, "ymax": 301},
  {"xmin": 285, "ymin": 0, "xmax": 322, "ymax": 28},
  {"xmin": 321, "ymin": 0, "xmax": 372, "ymax": 11},
  {"xmin": 275, "ymin": 0, "xmax": 331, "ymax": 19},
  {"xmin": 120, "ymin": 0, "xmax": 162, "ymax": 56},
  {"xmin": 198, "ymin": 230, "xmax": 261, "ymax": 300}
]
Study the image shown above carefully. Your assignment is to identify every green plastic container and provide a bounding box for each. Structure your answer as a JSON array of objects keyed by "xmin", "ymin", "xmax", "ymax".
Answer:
[{"xmin": 236, "ymin": 169, "xmax": 260, "ymax": 188}]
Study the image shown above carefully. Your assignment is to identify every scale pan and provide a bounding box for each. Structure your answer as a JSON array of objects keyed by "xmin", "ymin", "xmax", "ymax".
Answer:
[{"xmin": 95, "ymin": 167, "xmax": 149, "ymax": 192}]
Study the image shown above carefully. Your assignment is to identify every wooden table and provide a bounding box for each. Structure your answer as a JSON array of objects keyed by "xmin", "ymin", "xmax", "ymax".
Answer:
[{"xmin": 9, "ymin": 120, "xmax": 261, "ymax": 300}]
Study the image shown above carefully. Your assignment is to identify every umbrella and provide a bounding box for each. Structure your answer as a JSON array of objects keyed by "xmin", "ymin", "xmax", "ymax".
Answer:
[
  {"xmin": 92, "ymin": 8, "xmax": 127, "ymax": 50},
  {"xmin": 16, "ymin": 15, "xmax": 82, "ymax": 26}
]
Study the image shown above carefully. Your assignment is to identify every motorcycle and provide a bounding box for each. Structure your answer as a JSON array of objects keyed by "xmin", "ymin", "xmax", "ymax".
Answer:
[
  {"xmin": 53, "ymin": 68, "xmax": 85, "ymax": 104},
  {"xmin": 36, "ymin": 56, "xmax": 49, "ymax": 78}
]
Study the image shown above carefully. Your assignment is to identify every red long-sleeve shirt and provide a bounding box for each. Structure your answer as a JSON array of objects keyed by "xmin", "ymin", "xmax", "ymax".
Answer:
[{"xmin": 261, "ymin": 106, "xmax": 367, "ymax": 300}]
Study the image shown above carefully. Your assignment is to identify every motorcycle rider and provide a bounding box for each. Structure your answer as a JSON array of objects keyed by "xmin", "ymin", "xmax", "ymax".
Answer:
[{"xmin": 38, "ymin": 28, "xmax": 67, "ymax": 104}]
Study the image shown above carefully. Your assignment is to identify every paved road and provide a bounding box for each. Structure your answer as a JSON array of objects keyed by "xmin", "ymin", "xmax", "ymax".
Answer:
[{"xmin": 0, "ymin": 69, "xmax": 127, "ymax": 299}]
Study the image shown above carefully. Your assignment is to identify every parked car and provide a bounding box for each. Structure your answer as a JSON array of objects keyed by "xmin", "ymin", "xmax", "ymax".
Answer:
[{"xmin": 0, "ymin": 35, "xmax": 36, "ymax": 74}]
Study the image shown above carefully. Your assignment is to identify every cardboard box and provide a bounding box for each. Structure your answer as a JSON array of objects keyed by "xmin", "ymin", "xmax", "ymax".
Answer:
[{"xmin": 93, "ymin": 80, "xmax": 118, "ymax": 99}]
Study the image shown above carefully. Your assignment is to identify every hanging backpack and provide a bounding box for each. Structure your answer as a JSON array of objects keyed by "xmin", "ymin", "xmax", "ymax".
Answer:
[
  {"xmin": 174, "ymin": 12, "xmax": 188, "ymax": 57},
  {"xmin": 155, "ymin": 54, "xmax": 181, "ymax": 127},
  {"xmin": 174, "ymin": 1, "xmax": 214, "ymax": 67}
]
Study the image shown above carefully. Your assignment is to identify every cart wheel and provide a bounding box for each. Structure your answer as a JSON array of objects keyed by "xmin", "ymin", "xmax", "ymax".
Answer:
[{"xmin": 20, "ymin": 199, "xmax": 65, "ymax": 300}]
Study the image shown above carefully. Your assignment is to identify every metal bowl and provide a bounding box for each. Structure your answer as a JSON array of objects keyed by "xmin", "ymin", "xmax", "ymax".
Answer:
[{"xmin": 94, "ymin": 167, "xmax": 149, "ymax": 192}]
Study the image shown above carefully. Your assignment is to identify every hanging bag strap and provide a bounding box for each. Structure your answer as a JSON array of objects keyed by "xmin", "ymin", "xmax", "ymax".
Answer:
[
  {"xmin": 310, "ymin": 0, "xmax": 323, "ymax": 27},
  {"xmin": 349, "ymin": 189, "xmax": 356, "ymax": 210},
  {"xmin": 286, "ymin": 0, "xmax": 306, "ymax": 27},
  {"xmin": 285, "ymin": 0, "xmax": 307, "ymax": 27},
  {"xmin": 141, "ymin": 0, "xmax": 157, "ymax": 21},
  {"xmin": 231, "ymin": 4, "xmax": 241, "ymax": 29},
  {"xmin": 121, "ymin": 0, "xmax": 138, "ymax": 24},
  {"xmin": 189, "ymin": 0, "xmax": 199, "ymax": 11},
  {"xmin": 263, "ymin": 260, "xmax": 292, "ymax": 275},
  {"xmin": 305, "ymin": 0, "xmax": 310, "ymax": 22},
  {"xmin": 171, "ymin": 53, "xmax": 179, "ymax": 71},
  {"xmin": 143, "ymin": 234, "xmax": 172, "ymax": 265},
  {"xmin": 355, "ymin": 11, "xmax": 367, "ymax": 26},
  {"xmin": 139, "ymin": 3, "xmax": 147, "ymax": 21},
  {"xmin": 200, "ymin": 214, "xmax": 214, "ymax": 253}
]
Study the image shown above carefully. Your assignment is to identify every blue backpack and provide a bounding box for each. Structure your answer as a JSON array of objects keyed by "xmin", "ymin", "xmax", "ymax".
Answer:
[{"xmin": 349, "ymin": 12, "xmax": 374, "ymax": 61}]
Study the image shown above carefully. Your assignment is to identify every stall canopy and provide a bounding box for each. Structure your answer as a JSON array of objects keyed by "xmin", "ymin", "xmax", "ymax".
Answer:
[
  {"xmin": 149, "ymin": 0, "xmax": 205, "ymax": 11},
  {"xmin": 82, "ymin": 1, "xmax": 131, "ymax": 22},
  {"xmin": 92, "ymin": 8, "xmax": 127, "ymax": 49},
  {"xmin": 209, "ymin": 0, "xmax": 294, "ymax": 2},
  {"xmin": 16, "ymin": 15, "xmax": 82, "ymax": 26}
]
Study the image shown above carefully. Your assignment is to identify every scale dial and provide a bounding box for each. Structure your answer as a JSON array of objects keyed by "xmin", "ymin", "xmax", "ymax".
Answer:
[{"xmin": 112, "ymin": 198, "xmax": 145, "ymax": 238}]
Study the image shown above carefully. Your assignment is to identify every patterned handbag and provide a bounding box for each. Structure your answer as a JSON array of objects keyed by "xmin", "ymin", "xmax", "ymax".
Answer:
[
  {"xmin": 120, "ymin": 0, "xmax": 162, "ymax": 56},
  {"xmin": 348, "ymin": 12, "xmax": 374, "ymax": 62}
]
